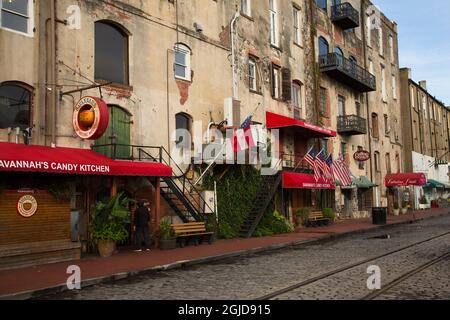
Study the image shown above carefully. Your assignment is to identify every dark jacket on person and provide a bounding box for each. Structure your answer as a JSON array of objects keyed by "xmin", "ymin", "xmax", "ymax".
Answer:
[{"xmin": 134, "ymin": 206, "xmax": 150, "ymax": 228}]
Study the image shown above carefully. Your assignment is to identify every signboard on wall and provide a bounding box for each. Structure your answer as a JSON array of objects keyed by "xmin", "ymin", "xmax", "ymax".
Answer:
[
  {"xmin": 17, "ymin": 194, "xmax": 38, "ymax": 218},
  {"xmin": 72, "ymin": 96, "xmax": 109, "ymax": 140},
  {"xmin": 354, "ymin": 150, "xmax": 371, "ymax": 162}
]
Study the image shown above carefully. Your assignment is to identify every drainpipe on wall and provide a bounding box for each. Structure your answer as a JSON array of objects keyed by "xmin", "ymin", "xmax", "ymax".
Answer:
[
  {"xmin": 360, "ymin": 1, "xmax": 375, "ymax": 197},
  {"xmin": 50, "ymin": 0, "xmax": 57, "ymax": 147},
  {"xmin": 230, "ymin": 11, "xmax": 240, "ymax": 101}
]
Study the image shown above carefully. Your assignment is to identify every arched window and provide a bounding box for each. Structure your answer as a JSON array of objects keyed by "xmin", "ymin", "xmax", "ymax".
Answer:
[
  {"xmin": 316, "ymin": 0, "xmax": 327, "ymax": 12},
  {"xmin": 175, "ymin": 113, "xmax": 192, "ymax": 148},
  {"xmin": 0, "ymin": 82, "xmax": 32, "ymax": 129},
  {"xmin": 335, "ymin": 47, "xmax": 344, "ymax": 65},
  {"xmin": 374, "ymin": 151, "xmax": 380, "ymax": 172},
  {"xmin": 319, "ymin": 37, "xmax": 329, "ymax": 57},
  {"xmin": 174, "ymin": 43, "xmax": 192, "ymax": 81},
  {"xmin": 372, "ymin": 113, "xmax": 379, "ymax": 139},
  {"xmin": 95, "ymin": 21, "xmax": 129, "ymax": 85}
]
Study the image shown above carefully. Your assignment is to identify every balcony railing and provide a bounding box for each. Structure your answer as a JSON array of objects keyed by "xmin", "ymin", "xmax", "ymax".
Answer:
[
  {"xmin": 337, "ymin": 115, "xmax": 367, "ymax": 135},
  {"xmin": 281, "ymin": 153, "xmax": 314, "ymax": 173},
  {"xmin": 319, "ymin": 53, "xmax": 376, "ymax": 92},
  {"xmin": 331, "ymin": 2, "xmax": 360, "ymax": 29}
]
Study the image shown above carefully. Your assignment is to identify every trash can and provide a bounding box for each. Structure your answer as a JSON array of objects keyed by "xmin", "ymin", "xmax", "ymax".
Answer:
[{"xmin": 372, "ymin": 207, "xmax": 387, "ymax": 225}]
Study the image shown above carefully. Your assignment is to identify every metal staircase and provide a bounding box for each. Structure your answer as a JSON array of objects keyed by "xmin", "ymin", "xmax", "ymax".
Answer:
[
  {"xmin": 138, "ymin": 147, "xmax": 214, "ymax": 223},
  {"xmin": 239, "ymin": 172, "xmax": 282, "ymax": 238}
]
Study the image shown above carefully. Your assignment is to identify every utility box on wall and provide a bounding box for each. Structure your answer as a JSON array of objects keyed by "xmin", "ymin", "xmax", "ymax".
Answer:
[
  {"xmin": 201, "ymin": 191, "xmax": 216, "ymax": 214},
  {"xmin": 224, "ymin": 98, "xmax": 241, "ymax": 127}
]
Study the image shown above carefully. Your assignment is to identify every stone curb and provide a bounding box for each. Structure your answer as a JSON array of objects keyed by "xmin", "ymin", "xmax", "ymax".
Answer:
[{"xmin": 1, "ymin": 211, "xmax": 448, "ymax": 300}]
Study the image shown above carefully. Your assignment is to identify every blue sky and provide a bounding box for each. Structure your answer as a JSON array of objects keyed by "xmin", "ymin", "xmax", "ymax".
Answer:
[{"xmin": 374, "ymin": 0, "xmax": 450, "ymax": 105}]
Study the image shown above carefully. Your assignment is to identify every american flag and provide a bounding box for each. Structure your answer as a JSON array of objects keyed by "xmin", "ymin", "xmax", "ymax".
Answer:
[
  {"xmin": 233, "ymin": 116, "xmax": 255, "ymax": 152},
  {"xmin": 316, "ymin": 149, "xmax": 329, "ymax": 174},
  {"xmin": 332, "ymin": 155, "xmax": 352, "ymax": 187},
  {"xmin": 325, "ymin": 154, "xmax": 335, "ymax": 183},
  {"xmin": 303, "ymin": 147, "xmax": 316, "ymax": 168}
]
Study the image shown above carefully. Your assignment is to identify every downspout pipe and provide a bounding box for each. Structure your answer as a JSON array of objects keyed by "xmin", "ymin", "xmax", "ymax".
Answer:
[
  {"xmin": 231, "ymin": 12, "xmax": 240, "ymax": 100},
  {"xmin": 50, "ymin": 0, "xmax": 57, "ymax": 147},
  {"xmin": 360, "ymin": 1, "xmax": 374, "ymax": 189}
]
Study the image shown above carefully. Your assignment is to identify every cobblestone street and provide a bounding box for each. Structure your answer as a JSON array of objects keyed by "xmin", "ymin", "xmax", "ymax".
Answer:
[{"xmin": 39, "ymin": 214, "xmax": 450, "ymax": 300}]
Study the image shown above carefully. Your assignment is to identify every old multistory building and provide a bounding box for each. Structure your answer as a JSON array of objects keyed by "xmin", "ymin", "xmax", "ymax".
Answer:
[
  {"xmin": 0, "ymin": 0, "xmax": 427, "ymax": 268},
  {"xmin": 399, "ymin": 68, "xmax": 450, "ymax": 209}
]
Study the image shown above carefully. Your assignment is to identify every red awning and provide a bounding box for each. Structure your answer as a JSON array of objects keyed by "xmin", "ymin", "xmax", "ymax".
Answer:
[
  {"xmin": 283, "ymin": 172, "xmax": 336, "ymax": 190},
  {"xmin": 0, "ymin": 142, "xmax": 172, "ymax": 177},
  {"xmin": 385, "ymin": 173, "xmax": 427, "ymax": 187},
  {"xmin": 266, "ymin": 112, "xmax": 337, "ymax": 138}
]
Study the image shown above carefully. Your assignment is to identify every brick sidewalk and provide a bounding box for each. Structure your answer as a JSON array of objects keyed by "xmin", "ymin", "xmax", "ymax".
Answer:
[{"xmin": 0, "ymin": 208, "xmax": 448, "ymax": 299}]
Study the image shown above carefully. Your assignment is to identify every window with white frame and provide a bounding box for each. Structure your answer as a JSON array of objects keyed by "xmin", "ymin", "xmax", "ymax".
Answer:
[
  {"xmin": 410, "ymin": 87, "xmax": 415, "ymax": 109},
  {"xmin": 241, "ymin": 0, "xmax": 251, "ymax": 17},
  {"xmin": 389, "ymin": 35, "xmax": 394, "ymax": 62},
  {"xmin": 369, "ymin": 59, "xmax": 374, "ymax": 75},
  {"xmin": 378, "ymin": 27, "xmax": 383, "ymax": 56},
  {"xmin": 248, "ymin": 56, "xmax": 257, "ymax": 92},
  {"xmin": 293, "ymin": 6, "xmax": 301, "ymax": 45},
  {"xmin": 366, "ymin": 16, "xmax": 371, "ymax": 47},
  {"xmin": 174, "ymin": 43, "xmax": 191, "ymax": 81},
  {"xmin": 0, "ymin": 0, "xmax": 33, "ymax": 35},
  {"xmin": 269, "ymin": 0, "xmax": 278, "ymax": 46},
  {"xmin": 381, "ymin": 65, "xmax": 386, "ymax": 102},
  {"xmin": 271, "ymin": 64, "xmax": 281, "ymax": 99},
  {"xmin": 392, "ymin": 75, "xmax": 397, "ymax": 99},
  {"xmin": 292, "ymin": 82, "xmax": 302, "ymax": 119}
]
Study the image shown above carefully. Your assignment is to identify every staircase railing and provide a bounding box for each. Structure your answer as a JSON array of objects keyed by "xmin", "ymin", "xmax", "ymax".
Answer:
[
  {"xmin": 138, "ymin": 146, "xmax": 215, "ymax": 218},
  {"xmin": 92, "ymin": 144, "xmax": 215, "ymax": 220}
]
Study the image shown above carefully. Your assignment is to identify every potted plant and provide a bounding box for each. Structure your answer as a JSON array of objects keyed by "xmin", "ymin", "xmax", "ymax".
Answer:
[
  {"xmin": 295, "ymin": 208, "xmax": 311, "ymax": 227},
  {"xmin": 90, "ymin": 193, "xmax": 133, "ymax": 258},
  {"xmin": 322, "ymin": 208, "xmax": 336, "ymax": 224},
  {"xmin": 393, "ymin": 201, "xmax": 400, "ymax": 216},
  {"xmin": 159, "ymin": 217, "xmax": 177, "ymax": 250},
  {"xmin": 419, "ymin": 195, "xmax": 429, "ymax": 210},
  {"xmin": 401, "ymin": 201, "xmax": 408, "ymax": 214}
]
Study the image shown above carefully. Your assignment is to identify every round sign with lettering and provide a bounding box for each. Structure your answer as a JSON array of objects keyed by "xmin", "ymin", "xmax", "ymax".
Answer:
[
  {"xmin": 17, "ymin": 195, "xmax": 38, "ymax": 218},
  {"xmin": 354, "ymin": 150, "xmax": 371, "ymax": 162},
  {"xmin": 72, "ymin": 96, "xmax": 109, "ymax": 140}
]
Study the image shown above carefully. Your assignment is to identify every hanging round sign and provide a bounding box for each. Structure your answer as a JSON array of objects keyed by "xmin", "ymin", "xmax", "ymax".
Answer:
[
  {"xmin": 72, "ymin": 96, "xmax": 109, "ymax": 140},
  {"xmin": 17, "ymin": 195, "xmax": 38, "ymax": 218},
  {"xmin": 354, "ymin": 150, "xmax": 371, "ymax": 162}
]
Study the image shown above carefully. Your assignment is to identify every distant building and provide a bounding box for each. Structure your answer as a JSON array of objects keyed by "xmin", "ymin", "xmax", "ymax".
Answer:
[{"xmin": 399, "ymin": 68, "xmax": 450, "ymax": 209}]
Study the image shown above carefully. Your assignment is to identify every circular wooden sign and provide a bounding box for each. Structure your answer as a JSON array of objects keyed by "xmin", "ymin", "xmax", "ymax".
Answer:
[
  {"xmin": 17, "ymin": 195, "xmax": 38, "ymax": 218},
  {"xmin": 354, "ymin": 150, "xmax": 371, "ymax": 162},
  {"xmin": 72, "ymin": 96, "xmax": 109, "ymax": 140}
]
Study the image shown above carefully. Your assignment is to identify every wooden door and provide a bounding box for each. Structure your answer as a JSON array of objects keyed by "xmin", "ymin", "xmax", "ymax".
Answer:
[{"xmin": 95, "ymin": 105, "xmax": 131, "ymax": 159}]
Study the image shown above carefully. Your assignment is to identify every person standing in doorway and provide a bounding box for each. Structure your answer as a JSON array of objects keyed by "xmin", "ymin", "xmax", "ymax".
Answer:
[{"xmin": 134, "ymin": 199, "xmax": 152, "ymax": 252}]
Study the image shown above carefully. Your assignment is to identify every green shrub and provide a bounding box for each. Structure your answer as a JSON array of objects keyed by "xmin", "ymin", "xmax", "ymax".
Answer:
[
  {"xmin": 255, "ymin": 210, "xmax": 293, "ymax": 237},
  {"xmin": 90, "ymin": 192, "xmax": 133, "ymax": 243},
  {"xmin": 159, "ymin": 217, "xmax": 175, "ymax": 239},
  {"xmin": 322, "ymin": 208, "xmax": 336, "ymax": 221},
  {"xmin": 203, "ymin": 166, "xmax": 263, "ymax": 239}
]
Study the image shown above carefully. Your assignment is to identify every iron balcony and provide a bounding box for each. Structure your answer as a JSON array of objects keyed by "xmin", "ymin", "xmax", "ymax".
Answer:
[
  {"xmin": 331, "ymin": 2, "xmax": 360, "ymax": 30},
  {"xmin": 337, "ymin": 115, "xmax": 367, "ymax": 136},
  {"xmin": 319, "ymin": 53, "xmax": 376, "ymax": 93}
]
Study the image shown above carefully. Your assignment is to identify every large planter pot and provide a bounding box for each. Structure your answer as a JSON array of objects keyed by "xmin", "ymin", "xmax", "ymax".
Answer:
[
  {"xmin": 393, "ymin": 209, "xmax": 400, "ymax": 216},
  {"xmin": 159, "ymin": 237, "xmax": 177, "ymax": 250},
  {"xmin": 97, "ymin": 240, "xmax": 116, "ymax": 258},
  {"xmin": 401, "ymin": 208, "xmax": 408, "ymax": 215}
]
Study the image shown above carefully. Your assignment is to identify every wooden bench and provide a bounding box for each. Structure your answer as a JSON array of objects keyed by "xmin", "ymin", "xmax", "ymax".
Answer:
[
  {"xmin": 171, "ymin": 222, "xmax": 214, "ymax": 247},
  {"xmin": 307, "ymin": 211, "xmax": 331, "ymax": 227}
]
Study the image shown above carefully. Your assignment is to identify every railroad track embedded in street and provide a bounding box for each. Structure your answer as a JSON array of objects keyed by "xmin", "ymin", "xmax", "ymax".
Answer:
[{"xmin": 257, "ymin": 231, "xmax": 450, "ymax": 300}]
